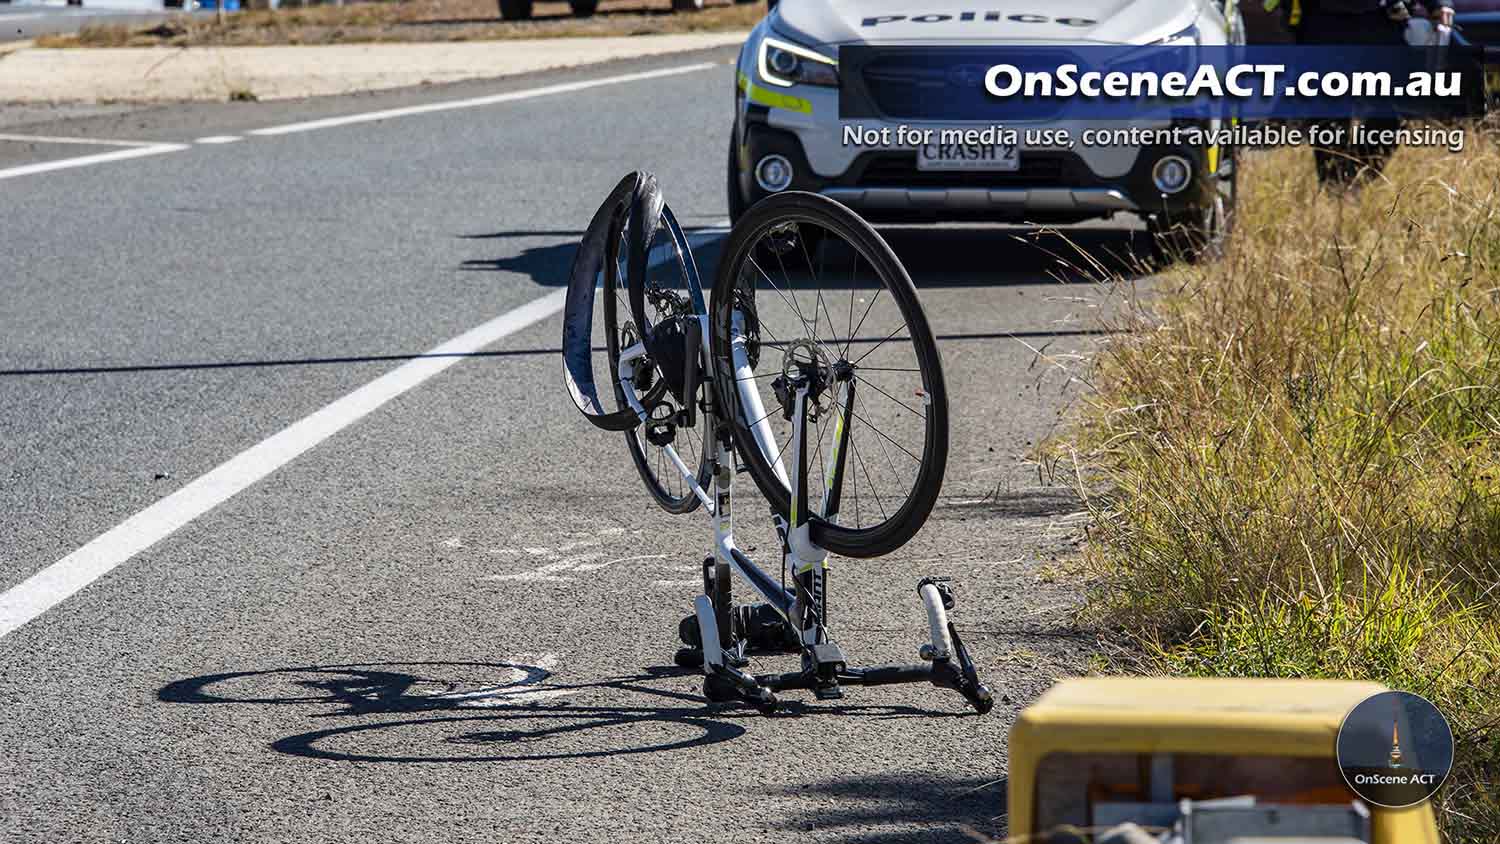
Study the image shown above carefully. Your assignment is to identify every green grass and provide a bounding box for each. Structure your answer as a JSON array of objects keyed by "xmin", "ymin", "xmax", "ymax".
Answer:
[{"xmin": 1055, "ymin": 129, "xmax": 1500, "ymax": 840}]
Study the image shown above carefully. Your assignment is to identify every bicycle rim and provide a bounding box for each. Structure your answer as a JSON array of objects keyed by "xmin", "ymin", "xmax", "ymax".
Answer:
[{"xmin": 709, "ymin": 192, "xmax": 948, "ymax": 558}]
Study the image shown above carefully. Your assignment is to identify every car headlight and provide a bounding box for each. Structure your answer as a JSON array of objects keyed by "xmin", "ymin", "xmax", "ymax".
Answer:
[
  {"xmin": 1110, "ymin": 21, "xmax": 1199, "ymax": 78},
  {"xmin": 758, "ymin": 36, "xmax": 839, "ymax": 88},
  {"xmin": 1156, "ymin": 22, "xmax": 1199, "ymax": 47}
]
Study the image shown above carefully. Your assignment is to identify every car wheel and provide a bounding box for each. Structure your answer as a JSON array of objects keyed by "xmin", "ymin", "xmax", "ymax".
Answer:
[
  {"xmin": 569, "ymin": 0, "xmax": 598, "ymax": 15},
  {"xmin": 1151, "ymin": 144, "xmax": 1237, "ymax": 264},
  {"xmin": 498, "ymin": 0, "xmax": 533, "ymax": 19},
  {"xmin": 727, "ymin": 133, "xmax": 748, "ymax": 225},
  {"xmin": 672, "ymin": 0, "xmax": 705, "ymax": 10}
]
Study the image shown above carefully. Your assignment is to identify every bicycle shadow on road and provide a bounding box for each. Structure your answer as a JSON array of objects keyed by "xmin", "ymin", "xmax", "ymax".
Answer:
[
  {"xmin": 158, "ymin": 660, "xmax": 958, "ymax": 765},
  {"xmin": 762, "ymin": 771, "xmax": 1010, "ymax": 844}
]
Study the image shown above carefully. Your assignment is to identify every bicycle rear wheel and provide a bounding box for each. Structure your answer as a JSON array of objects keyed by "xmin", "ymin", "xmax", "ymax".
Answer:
[{"xmin": 709, "ymin": 192, "xmax": 948, "ymax": 558}]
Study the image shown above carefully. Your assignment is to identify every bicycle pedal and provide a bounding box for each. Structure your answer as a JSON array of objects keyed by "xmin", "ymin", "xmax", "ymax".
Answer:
[{"xmin": 674, "ymin": 647, "xmax": 704, "ymax": 669}]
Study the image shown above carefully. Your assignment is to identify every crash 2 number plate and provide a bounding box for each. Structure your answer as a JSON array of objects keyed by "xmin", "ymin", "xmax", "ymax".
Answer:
[{"xmin": 916, "ymin": 143, "xmax": 1019, "ymax": 172}]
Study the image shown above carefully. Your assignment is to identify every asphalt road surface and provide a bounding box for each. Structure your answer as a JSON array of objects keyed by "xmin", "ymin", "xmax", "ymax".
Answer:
[{"xmin": 0, "ymin": 48, "xmax": 1147, "ymax": 843}]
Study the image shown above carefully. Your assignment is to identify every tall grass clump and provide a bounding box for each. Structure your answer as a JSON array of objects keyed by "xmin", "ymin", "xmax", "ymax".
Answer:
[{"xmin": 1059, "ymin": 129, "xmax": 1500, "ymax": 840}]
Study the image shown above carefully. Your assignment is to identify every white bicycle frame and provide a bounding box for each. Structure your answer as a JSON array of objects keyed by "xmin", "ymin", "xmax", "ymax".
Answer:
[{"xmin": 610, "ymin": 208, "xmax": 981, "ymax": 709}]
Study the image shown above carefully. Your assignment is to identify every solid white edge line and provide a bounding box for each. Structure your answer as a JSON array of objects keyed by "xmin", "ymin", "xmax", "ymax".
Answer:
[
  {"xmin": 0, "ymin": 133, "xmax": 168, "ymax": 148},
  {"xmin": 194, "ymin": 135, "xmax": 243, "ymax": 145},
  {"xmin": 247, "ymin": 62, "xmax": 719, "ymax": 137},
  {"xmin": 0, "ymin": 287, "xmax": 569, "ymax": 638},
  {"xmin": 0, "ymin": 143, "xmax": 189, "ymax": 181}
]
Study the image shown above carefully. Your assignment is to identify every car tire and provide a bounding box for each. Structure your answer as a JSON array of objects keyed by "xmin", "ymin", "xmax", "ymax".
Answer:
[
  {"xmin": 569, "ymin": 0, "xmax": 598, "ymax": 15},
  {"xmin": 727, "ymin": 133, "xmax": 748, "ymax": 225},
  {"xmin": 1151, "ymin": 145, "xmax": 1237, "ymax": 264},
  {"xmin": 498, "ymin": 0, "xmax": 533, "ymax": 19},
  {"xmin": 672, "ymin": 0, "xmax": 704, "ymax": 10}
]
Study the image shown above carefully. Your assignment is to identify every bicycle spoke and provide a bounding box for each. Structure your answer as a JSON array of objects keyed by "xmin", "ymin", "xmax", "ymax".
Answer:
[
  {"xmin": 849, "ymin": 404, "xmax": 924, "ymax": 465},
  {"xmin": 843, "ymin": 285, "xmax": 884, "ymax": 361},
  {"xmin": 760, "ymin": 249, "xmax": 842, "ymax": 366},
  {"xmin": 850, "ymin": 322, "xmax": 911, "ymax": 367},
  {"xmin": 853, "ymin": 376, "xmax": 927, "ymax": 420},
  {"xmin": 848, "ymin": 434, "xmax": 888, "ymax": 522},
  {"xmin": 748, "ymin": 253, "xmax": 819, "ymax": 346}
]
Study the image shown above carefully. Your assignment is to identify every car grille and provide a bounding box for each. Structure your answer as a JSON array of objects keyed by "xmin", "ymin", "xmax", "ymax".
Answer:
[{"xmin": 858, "ymin": 50, "xmax": 1073, "ymax": 121}]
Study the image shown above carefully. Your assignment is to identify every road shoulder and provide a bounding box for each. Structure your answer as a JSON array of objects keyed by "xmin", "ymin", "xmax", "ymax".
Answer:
[{"xmin": 0, "ymin": 31, "xmax": 746, "ymax": 104}]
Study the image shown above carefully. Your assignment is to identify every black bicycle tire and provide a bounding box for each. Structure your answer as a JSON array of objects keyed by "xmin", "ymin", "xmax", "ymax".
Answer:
[{"xmin": 709, "ymin": 192, "xmax": 948, "ymax": 558}]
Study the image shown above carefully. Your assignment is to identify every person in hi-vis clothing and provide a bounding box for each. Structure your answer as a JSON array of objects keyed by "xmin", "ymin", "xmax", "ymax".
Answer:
[{"xmin": 1266, "ymin": 0, "xmax": 1456, "ymax": 184}]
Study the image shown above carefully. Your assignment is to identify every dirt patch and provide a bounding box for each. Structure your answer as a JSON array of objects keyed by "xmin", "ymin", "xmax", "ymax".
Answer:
[{"xmin": 36, "ymin": 0, "xmax": 765, "ymax": 48}]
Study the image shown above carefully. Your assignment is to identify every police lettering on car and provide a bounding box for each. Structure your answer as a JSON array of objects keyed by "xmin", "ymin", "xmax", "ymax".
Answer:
[{"xmin": 861, "ymin": 12, "xmax": 1097, "ymax": 26}]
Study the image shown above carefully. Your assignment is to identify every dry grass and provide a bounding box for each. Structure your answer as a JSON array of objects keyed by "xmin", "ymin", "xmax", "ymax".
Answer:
[
  {"xmin": 1052, "ymin": 129, "xmax": 1500, "ymax": 841},
  {"xmin": 35, "ymin": 0, "xmax": 762, "ymax": 48}
]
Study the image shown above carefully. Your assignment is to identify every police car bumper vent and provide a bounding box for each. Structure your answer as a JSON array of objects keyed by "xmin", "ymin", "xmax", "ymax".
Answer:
[{"xmin": 819, "ymin": 186, "xmax": 1137, "ymax": 213}]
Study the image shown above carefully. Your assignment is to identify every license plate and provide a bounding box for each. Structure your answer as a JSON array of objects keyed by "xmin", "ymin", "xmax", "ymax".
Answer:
[{"xmin": 916, "ymin": 142, "xmax": 1019, "ymax": 171}]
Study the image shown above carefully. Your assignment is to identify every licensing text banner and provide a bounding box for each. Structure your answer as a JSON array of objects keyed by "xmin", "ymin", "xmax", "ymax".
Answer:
[{"xmin": 837, "ymin": 45, "xmax": 1494, "ymax": 121}]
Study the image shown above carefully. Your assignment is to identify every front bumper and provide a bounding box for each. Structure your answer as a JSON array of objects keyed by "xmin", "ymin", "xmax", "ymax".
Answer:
[
  {"xmin": 736, "ymin": 120, "xmax": 1216, "ymax": 224},
  {"xmin": 821, "ymin": 186, "xmax": 1135, "ymax": 216}
]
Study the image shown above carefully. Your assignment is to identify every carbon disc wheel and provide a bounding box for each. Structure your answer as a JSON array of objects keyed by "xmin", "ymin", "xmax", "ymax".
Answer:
[{"xmin": 709, "ymin": 192, "xmax": 948, "ymax": 558}]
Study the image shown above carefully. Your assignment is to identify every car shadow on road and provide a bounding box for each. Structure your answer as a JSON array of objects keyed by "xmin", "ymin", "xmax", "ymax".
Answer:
[
  {"xmin": 159, "ymin": 660, "xmax": 961, "ymax": 764},
  {"xmin": 882, "ymin": 224, "xmax": 1154, "ymax": 288},
  {"xmin": 456, "ymin": 228, "xmax": 728, "ymax": 286},
  {"xmin": 761, "ymin": 771, "xmax": 1010, "ymax": 844},
  {"xmin": 0, "ymin": 227, "xmax": 1133, "ymax": 378},
  {"xmin": 457, "ymin": 224, "xmax": 1153, "ymax": 290}
]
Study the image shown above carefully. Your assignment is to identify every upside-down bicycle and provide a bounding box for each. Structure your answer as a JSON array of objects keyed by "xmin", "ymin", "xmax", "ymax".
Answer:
[{"xmin": 562, "ymin": 172, "xmax": 992, "ymax": 714}]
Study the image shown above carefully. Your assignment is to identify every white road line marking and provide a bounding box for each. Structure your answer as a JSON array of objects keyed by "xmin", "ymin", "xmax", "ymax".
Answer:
[
  {"xmin": 0, "ymin": 133, "xmax": 167, "ymax": 148},
  {"xmin": 422, "ymin": 654, "xmax": 569, "ymax": 707},
  {"xmin": 248, "ymin": 62, "xmax": 718, "ymax": 137},
  {"xmin": 194, "ymin": 135, "xmax": 243, "ymax": 145},
  {"xmin": 0, "ymin": 287, "xmax": 569, "ymax": 638},
  {"xmin": 573, "ymin": 553, "xmax": 665, "ymax": 572},
  {"xmin": 0, "ymin": 143, "xmax": 189, "ymax": 182},
  {"xmin": 0, "ymin": 207, "xmax": 731, "ymax": 632}
]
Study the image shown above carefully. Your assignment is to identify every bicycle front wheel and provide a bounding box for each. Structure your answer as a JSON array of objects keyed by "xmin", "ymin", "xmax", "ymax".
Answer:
[
  {"xmin": 709, "ymin": 192, "xmax": 948, "ymax": 558},
  {"xmin": 612, "ymin": 189, "xmax": 713, "ymax": 514}
]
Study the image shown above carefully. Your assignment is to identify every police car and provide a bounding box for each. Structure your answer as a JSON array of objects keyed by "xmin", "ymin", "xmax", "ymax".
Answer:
[{"xmin": 729, "ymin": 1, "xmax": 1246, "ymax": 258}]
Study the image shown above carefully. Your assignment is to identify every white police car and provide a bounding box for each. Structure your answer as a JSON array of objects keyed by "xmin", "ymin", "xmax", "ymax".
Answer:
[{"xmin": 730, "ymin": 1, "xmax": 1245, "ymax": 257}]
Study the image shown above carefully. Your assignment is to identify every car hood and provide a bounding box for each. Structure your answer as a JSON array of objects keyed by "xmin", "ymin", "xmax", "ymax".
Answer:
[{"xmin": 774, "ymin": 0, "xmax": 1199, "ymax": 48}]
